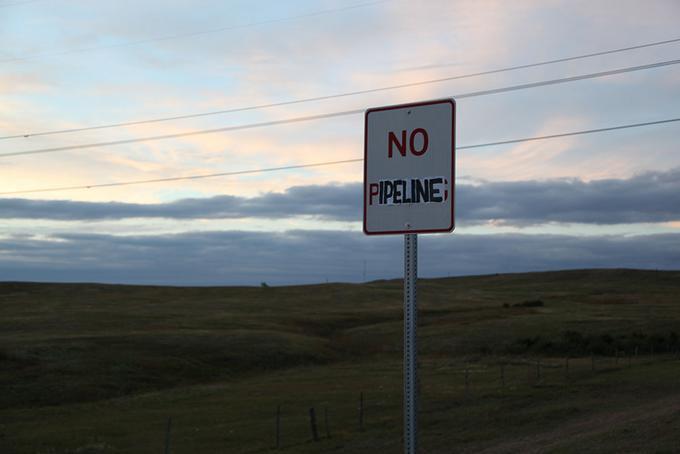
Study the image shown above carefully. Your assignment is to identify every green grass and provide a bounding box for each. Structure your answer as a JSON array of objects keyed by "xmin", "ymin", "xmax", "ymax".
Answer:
[{"xmin": 1, "ymin": 269, "xmax": 679, "ymax": 453}]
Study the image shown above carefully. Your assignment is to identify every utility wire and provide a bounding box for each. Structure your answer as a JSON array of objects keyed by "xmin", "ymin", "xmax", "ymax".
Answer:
[
  {"xmin": 0, "ymin": 0, "xmax": 388, "ymax": 64},
  {"xmin": 0, "ymin": 159, "xmax": 365, "ymax": 195},
  {"xmin": 2, "ymin": 58, "xmax": 679, "ymax": 158},
  {"xmin": 459, "ymin": 117, "xmax": 680, "ymax": 148},
  {"xmin": 0, "ymin": 0, "xmax": 42, "ymax": 8},
  {"xmin": 2, "ymin": 116, "xmax": 678, "ymax": 196},
  {"xmin": 3, "ymin": 37, "xmax": 680, "ymax": 141}
]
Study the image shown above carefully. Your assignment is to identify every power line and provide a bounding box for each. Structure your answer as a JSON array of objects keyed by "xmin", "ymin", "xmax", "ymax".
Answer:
[
  {"xmin": 453, "ymin": 58, "xmax": 680, "ymax": 98},
  {"xmin": 0, "ymin": 0, "xmax": 388, "ymax": 64},
  {"xmin": 2, "ymin": 116, "xmax": 678, "ymax": 196},
  {"xmin": 0, "ymin": 110, "xmax": 363, "ymax": 158},
  {"xmin": 460, "ymin": 117, "xmax": 680, "ymax": 149},
  {"xmin": 2, "ymin": 58, "xmax": 679, "ymax": 158},
  {"xmin": 400, "ymin": 37, "xmax": 680, "ymax": 72},
  {"xmin": 0, "ymin": 159, "xmax": 365, "ymax": 195},
  {"xmin": 3, "ymin": 37, "xmax": 680, "ymax": 141},
  {"xmin": 0, "ymin": 0, "xmax": 42, "ymax": 8}
]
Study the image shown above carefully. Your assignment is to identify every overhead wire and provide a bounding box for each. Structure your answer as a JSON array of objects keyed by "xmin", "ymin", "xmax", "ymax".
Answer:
[
  {"xmin": 2, "ymin": 57, "xmax": 679, "ymax": 158},
  {"xmin": 458, "ymin": 117, "xmax": 680, "ymax": 149},
  {"xmin": 0, "ymin": 0, "xmax": 388, "ymax": 64},
  {"xmin": 0, "ymin": 159, "xmax": 365, "ymax": 195},
  {"xmin": 3, "ymin": 37, "xmax": 680, "ymax": 141},
  {"xmin": 2, "ymin": 116, "xmax": 678, "ymax": 195},
  {"xmin": 0, "ymin": 0, "xmax": 42, "ymax": 7}
]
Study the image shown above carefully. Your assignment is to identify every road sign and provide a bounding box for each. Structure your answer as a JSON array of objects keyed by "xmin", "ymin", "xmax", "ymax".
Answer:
[
  {"xmin": 363, "ymin": 98, "xmax": 456, "ymax": 235},
  {"xmin": 363, "ymin": 98, "xmax": 456, "ymax": 454}
]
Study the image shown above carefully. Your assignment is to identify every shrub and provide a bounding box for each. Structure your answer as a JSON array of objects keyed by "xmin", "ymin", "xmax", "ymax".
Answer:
[
  {"xmin": 506, "ymin": 330, "xmax": 680, "ymax": 356},
  {"xmin": 512, "ymin": 299, "xmax": 544, "ymax": 308}
]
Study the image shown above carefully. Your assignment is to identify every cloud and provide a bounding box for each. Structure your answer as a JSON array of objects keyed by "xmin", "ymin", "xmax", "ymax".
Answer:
[
  {"xmin": 5, "ymin": 0, "xmax": 680, "ymax": 206},
  {"xmin": 460, "ymin": 168, "xmax": 680, "ymax": 225},
  {"xmin": 2, "ymin": 169, "xmax": 679, "ymax": 225},
  {"xmin": 0, "ymin": 230, "xmax": 678, "ymax": 285},
  {"xmin": 0, "ymin": 183, "xmax": 359, "ymax": 221}
]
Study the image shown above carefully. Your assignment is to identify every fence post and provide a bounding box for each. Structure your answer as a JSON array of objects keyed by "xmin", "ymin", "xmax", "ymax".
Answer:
[
  {"xmin": 164, "ymin": 417, "xmax": 172, "ymax": 454},
  {"xmin": 324, "ymin": 407, "xmax": 331, "ymax": 439},
  {"xmin": 359, "ymin": 392, "xmax": 364, "ymax": 432},
  {"xmin": 275, "ymin": 405, "xmax": 281, "ymax": 449},
  {"xmin": 309, "ymin": 407, "xmax": 319, "ymax": 442}
]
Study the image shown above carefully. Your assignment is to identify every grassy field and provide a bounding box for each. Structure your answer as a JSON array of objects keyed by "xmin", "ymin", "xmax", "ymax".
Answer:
[{"xmin": 1, "ymin": 269, "xmax": 679, "ymax": 453}]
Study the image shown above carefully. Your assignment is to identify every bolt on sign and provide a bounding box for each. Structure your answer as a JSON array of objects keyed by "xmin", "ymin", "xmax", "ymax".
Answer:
[{"xmin": 363, "ymin": 99, "xmax": 456, "ymax": 234}]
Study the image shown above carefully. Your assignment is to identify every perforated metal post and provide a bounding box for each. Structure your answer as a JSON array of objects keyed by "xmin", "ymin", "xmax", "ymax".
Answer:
[{"xmin": 403, "ymin": 233, "xmax": 418, "ymax": 454}]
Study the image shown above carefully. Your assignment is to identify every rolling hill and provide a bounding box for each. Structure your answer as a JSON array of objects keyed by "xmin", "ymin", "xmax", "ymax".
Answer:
[{"xmin": 1, "ymin": 268, "xmax": 679, "ymax": 453}]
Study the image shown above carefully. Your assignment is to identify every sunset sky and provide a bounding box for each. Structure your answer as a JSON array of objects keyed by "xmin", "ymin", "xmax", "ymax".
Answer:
[{"xmin": 1, "ymin": 0, "xmax": 679, "ymax": 285}]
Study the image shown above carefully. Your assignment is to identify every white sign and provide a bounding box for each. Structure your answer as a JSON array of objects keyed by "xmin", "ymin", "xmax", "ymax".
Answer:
[{"xmin": 363, "ymin": 99, "xmax": 456, "ymax": 235}]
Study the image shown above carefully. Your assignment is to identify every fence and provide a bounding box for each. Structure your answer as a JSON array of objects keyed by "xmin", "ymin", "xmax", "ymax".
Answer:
[{"xmin": 156, "ymin": 352, "xmax": 679, "ymax": 452}]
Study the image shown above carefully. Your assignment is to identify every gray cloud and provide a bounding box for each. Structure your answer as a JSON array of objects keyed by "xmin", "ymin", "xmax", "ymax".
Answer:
[
  {"xmin": 0, "ymin": 183, "xmax": 358, "ymax": 221},
  {"xmin": 459, "ymin": 168, "xmax": 680, "ymax": 225},
  {"xmin": 0, "ymin": 230, "xmax": 678, "ymax": 285},
  {"xmin": 2, "ymin": 169, "xmax": 679, "ymax": 225},
  {"xmin": 0, "ymin": 184, "xmax": 358, "ymax": 221}
]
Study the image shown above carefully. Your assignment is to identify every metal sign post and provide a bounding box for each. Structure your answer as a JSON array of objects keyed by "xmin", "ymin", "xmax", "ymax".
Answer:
[
  {"xmin": 363, "ymin": 98, "xmax": 455, "ymax": 453},
  {"xmin": 403, "ymin": 232, "xmax": 418, "ymax": 454}
]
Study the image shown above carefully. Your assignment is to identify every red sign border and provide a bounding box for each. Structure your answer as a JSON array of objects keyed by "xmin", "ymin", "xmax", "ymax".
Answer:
[{"xmin": 363, "ymin": 98, "xmax": 456, "ymax": 235}]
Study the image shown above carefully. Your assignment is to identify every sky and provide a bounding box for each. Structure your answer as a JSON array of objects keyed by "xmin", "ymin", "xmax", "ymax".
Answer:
[{"xmin": 1, "ymin": 0, "xmax": 679, "ymax": 285}]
